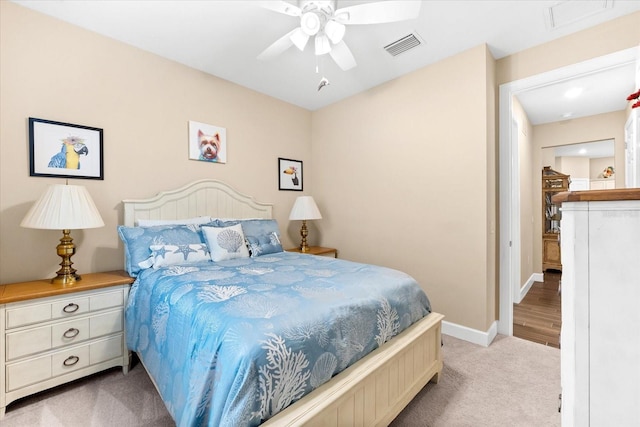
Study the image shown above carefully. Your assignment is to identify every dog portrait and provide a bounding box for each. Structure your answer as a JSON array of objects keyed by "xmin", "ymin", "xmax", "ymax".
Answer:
[{"xmin": 188, "ymin": 121, "xmax": 227, "ymax": 164}]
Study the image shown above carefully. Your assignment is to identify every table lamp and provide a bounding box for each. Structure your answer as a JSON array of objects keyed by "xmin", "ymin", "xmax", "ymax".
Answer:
[
  {"xmin": 289, "ymin": 196, "xmax": 322, "ymax": 252},
  {"xmin": 20, "ymin": 184, "xmax": 105, "ymax": 285}
]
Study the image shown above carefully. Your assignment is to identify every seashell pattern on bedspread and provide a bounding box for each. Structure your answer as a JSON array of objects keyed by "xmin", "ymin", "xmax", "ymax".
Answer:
[{"xmin": 125, "ymin": 251, "xmax": 432, "ymax": 426}]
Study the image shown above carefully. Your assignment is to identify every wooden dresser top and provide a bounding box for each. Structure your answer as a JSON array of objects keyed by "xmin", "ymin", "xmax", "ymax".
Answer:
[
  {"xmin": 552, "ymin": 188, "xmax": 640, "ymax": 204},
  {"xmin": 0, "ymin": 270, "xmax": 134, "ymax": 304}
]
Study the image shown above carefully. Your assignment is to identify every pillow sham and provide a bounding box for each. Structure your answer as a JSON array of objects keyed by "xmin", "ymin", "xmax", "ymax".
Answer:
[
  {"xmin": 201, "ymin": 224, "xmax": 250, "ymax": 262},
  {"xmin": 138, "ymin": 243, "xmax": 210, "ymax": 269},
  {"xmin": 136, "ymin": 216, "xmax": 212, "ymax": 227},
  {"xmin": 117, "ymin": 224, "xmax": 205, "ymax": 276}
]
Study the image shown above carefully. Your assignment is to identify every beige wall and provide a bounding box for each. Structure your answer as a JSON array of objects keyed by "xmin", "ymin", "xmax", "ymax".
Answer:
[
  {"xmin": 311, "ymin": 45, "xmax": 496, "ymax": 332},
  {"xmin": 0, "ymin": 2, "xmax": 311, "ymax": 283},
  {"xmin": 557, "ymin": 157, "xmax": 590, "ymax": 178},
  {"xmin": 513, "ymin": 98, "xmax": 535, "ymax": 288}
]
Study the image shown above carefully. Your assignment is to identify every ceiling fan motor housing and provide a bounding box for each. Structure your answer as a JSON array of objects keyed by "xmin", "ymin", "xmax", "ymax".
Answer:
[{"xmin": 299, "ymin": 0, "xmax": 336, "ymax": 34}]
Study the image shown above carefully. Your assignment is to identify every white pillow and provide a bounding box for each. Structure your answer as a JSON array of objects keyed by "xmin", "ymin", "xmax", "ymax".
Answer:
[
  {"xmin": 201, "ymin": 224, "xmax": 250, "ymax": 262},
  {"xmin": 138, "ymin": 243, "xmax": 210, "ymax": 269},
  {"xmin": 136, "ymin": 216, "xmax": 212, "ymax": 227}
]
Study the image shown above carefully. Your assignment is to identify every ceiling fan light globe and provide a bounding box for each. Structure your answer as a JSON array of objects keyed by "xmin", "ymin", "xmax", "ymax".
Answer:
[
  {"xmin": 301, "ymin": 12, "xmax": 320, "ymax": 36},
  {"xmin": 324, "ymin": 19, "xmax": 345, "ymax": 44},
  {"xmin": 314, "ymin": 34, "xmax": 331, "ymax": 55}
]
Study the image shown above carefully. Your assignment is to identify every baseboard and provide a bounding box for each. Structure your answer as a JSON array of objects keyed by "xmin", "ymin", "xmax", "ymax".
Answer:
[
  {"xmin": 442, "ymin": 320, "xmax": 498, "ymax": 347},
  {"xmin": 515, "ymin": 273, "xmax": 543, "ymax": 304}
]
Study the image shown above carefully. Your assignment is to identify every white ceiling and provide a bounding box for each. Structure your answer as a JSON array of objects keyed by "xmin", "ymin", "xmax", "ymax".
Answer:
[{"xmin": 12, "ymin": 0, "xmax": 640, "ymax": 123}]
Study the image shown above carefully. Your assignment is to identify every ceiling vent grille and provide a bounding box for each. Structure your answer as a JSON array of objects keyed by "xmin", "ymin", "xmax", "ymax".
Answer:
[{"xmin": 384, "ymin": 33, "xmax": 422, "ymax": 57}]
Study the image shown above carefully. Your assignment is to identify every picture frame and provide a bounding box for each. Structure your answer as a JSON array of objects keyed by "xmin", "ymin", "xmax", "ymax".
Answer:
[
  {"xmin": 278, "ymin": 157, "xmax": 303, "ymax": 191},
  {"xmin": 29, "ymin": 117, "xmax": 104, "ymax": 180},
  {"xmin": 188, "ymin": 120, "xmax": 227, "ymax": 163}
]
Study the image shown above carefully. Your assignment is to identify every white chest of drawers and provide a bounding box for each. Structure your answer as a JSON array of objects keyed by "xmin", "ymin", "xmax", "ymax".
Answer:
[
  {"xmin": 555, "ymin": 189, "xmax": 640, "ymax": 426},
  {"xmin": 0, "ymin": 271, "xmax": 133, "ymax": 417}
]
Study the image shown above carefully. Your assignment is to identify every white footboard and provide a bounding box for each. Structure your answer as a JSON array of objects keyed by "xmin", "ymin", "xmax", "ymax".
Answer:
[{"xmin": 263, "ymin": 312, "xmax": 444, "ymax": 427}]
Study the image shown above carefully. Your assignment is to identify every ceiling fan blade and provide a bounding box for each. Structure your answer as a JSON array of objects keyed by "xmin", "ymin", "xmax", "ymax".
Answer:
[
  {"xmin": 329, "ymin": 41, "xmax": 357, "ymax": 71},
  {"xmin": 257, "ymin": 28, "xmax": 297, "ymax": 60},
  {"xmin": 290, "ymin": 27, "xmax": 310, "ymax": 51},
  {"xmin": 259, "ymin": 1, "xmax": 301, "ymax": 17},
  {"xmin": 334, "ymin": 1, "xmax": 421, "ymax": 25}
]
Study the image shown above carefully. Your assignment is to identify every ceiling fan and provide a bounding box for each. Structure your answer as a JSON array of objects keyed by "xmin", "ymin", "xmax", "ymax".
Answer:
[{"xmin": 258, "ymin": 1, "xmax": 421, "ymax": 71}]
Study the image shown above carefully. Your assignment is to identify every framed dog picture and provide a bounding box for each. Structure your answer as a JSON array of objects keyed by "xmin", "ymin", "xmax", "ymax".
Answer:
[
  {"xmin": 29, "ymin": 117, "xmax": 104, "ymax": 180},
  {"xmin": 188, "ymin": 120, "xmax": 227, "ymax": 164},
  {"xmin": 278, "ymin": 157, "xmax": 303, "ymax": 191}
]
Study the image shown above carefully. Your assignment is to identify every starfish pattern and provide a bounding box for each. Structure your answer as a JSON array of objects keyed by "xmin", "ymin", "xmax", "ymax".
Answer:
[{"xmin": 173, "ymin": 244, "xmax": 198, "ymax": 260}]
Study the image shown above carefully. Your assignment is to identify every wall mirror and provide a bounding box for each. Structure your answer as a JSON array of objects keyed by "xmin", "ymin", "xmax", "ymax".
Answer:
[{"xmin": 541, "ymin": 139, "xmax": 616, "ymax": 190}]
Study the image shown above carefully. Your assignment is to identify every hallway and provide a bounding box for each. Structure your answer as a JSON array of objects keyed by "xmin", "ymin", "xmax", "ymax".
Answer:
[{"xmin": 513, "ymin": 272, "xmax": 561, "ymax": 348}]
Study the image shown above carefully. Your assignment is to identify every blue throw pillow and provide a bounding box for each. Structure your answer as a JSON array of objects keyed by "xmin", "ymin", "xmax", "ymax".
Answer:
[
  {"xmin": 117, "ymin": 224, "xmax": 205, "ymax": 276},
  {"xmin": 246, "ymin": 232, "xmax": 283, "ymax": 257}
]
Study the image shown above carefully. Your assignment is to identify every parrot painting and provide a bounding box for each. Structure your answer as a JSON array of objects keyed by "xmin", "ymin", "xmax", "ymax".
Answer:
[{"xmin": 48, "ymin": 136, "xmax": 89, "ymax": 169}]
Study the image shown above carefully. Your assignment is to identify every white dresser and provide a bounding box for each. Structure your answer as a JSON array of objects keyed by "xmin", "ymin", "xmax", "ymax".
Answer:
[
  {"xmin": 555, "ymin": 189, "xmax": 640, "ymax": 427},
  {"xmin": 0, "ymin": 271, "xmax": 133, "ymax": 417}
]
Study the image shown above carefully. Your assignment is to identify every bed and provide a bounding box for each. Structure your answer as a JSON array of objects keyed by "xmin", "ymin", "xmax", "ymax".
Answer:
[{"xmin": 121, "ymin": 179, "xmax": 443, "ymax": 426}]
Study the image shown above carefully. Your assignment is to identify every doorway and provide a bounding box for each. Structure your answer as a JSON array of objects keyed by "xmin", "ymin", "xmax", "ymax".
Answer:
[{"xmin": 498, "ymin": 47, "xmax": 637, "ymax": 336}]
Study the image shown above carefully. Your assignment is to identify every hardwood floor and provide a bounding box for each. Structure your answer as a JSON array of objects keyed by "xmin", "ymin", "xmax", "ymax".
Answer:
[{"xmin": 513, "ymin": 271, "xmax": 562, "ymax": 348}]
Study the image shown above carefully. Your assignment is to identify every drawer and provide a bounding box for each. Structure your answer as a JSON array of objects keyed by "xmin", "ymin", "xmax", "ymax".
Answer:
[
  {"xmin": 5, "ymin": 288, "xmax": 124, "ymax": 329},
  {"xmin": 6, "ymin": 318, "xmax": 90, "ymax": 361},
  {"xmin": 6, "ymin": 335, "xmax": 123, "ymax": 392},
  {"xmin": 90, "ymin": 290, "xmax": 123, "ymax": 311},
  {"xmin": 5, "ymin": 310, "xmax": 123, "ymax": 361}
]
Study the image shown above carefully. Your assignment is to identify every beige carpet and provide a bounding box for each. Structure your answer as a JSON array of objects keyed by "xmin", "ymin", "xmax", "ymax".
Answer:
[{"xmin": 2, "ymin": 334, "xmax": 560, "ymax": 426}]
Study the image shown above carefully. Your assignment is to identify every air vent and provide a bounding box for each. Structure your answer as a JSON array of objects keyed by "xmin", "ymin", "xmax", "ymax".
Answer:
[{"xmin": 384, "ymin": 33, "xmax": 422, "ymax": 57}]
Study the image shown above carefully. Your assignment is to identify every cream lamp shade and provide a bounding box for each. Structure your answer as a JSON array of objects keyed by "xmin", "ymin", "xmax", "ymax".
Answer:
[
  {"xmin": 21, "ymin": 184, "xmax": 104, "ymax": 285},
  {"xmin": 289, "ymin": 196, "xmax": 322, "ymax": 253},
  {"xmin": 289, "ymin": 196, "xmax": 322, "ymax": 221}
]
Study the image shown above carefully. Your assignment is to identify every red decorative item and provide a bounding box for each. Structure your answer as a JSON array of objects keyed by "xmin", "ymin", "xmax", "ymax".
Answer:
[
  {"xmin": 627, "ymin": 89, "xmax": 640, "ymax": 101},
  {"xmin": 633, "ymin": 100, "xmax": 640, "ymax": 109}
]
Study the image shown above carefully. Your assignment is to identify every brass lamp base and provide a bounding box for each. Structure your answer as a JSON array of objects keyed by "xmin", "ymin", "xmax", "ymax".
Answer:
[
  {"xmin": 51, "ymin": 229, "xmax": 82, "ymax": 285},
  {"xmin": 299, "ymin": 220, "xmax": 310, "ymax": 252}
]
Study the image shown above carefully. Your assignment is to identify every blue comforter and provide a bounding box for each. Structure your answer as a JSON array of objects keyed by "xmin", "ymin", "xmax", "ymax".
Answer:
[{"xmin": 125, "ymin": 252, "xmax": 431, "ymax": 426}]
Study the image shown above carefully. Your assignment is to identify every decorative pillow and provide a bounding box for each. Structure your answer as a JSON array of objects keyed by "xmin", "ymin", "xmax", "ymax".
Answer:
[
  {"xmin": 117, "ymin": 224, "xmax": 205, "ymax": 276},
  {"xmin": 201, "ymin": 224, "xmax": 250, "ymax": 262},
  {"xmin": 215, "ymin": 219, "xmax": 283, "ymax": 257},
  {"xmin": 138, "ymin": 244, "xmax": 210, "ymax": 269},
  {"xmin": 246, "ymin": 231, "xmax": 283, "ymax": 257},
  {"xmin": 136, "ymin": 216, "xmax": 212, "ymax": 227}
]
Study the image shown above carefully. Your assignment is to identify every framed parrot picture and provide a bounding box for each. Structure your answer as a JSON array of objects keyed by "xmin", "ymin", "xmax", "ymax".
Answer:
[
  {"xmin": 278, "ymin": 157, "xmax": 303, "ymax": 191},
  {"xmin": 28, "ymin": 117, "xmax": 104, "ymax": 180}
]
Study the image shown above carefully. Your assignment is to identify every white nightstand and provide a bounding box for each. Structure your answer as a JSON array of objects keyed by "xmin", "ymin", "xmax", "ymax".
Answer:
[{"xmin": 0, "ymin": 271, "xmax": 134, "ymax": 417}]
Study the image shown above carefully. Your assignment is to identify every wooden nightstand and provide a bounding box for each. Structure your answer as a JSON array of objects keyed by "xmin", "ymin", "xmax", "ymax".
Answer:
[
  {"xmin": 0, "ymin": 270, "xmax": 134, "ymax": 417},
  {"xmin": 286, "ymin": 246, "xmax": 338, "ymax": 258}
]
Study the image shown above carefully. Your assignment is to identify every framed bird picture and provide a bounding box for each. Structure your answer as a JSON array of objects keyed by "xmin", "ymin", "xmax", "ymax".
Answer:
[
  {"xmin": 28, "ymin": 117, "xmax": 104, "ymax": 180},
  {"xmin": 278, "ymin": 157, "xmax": 303, "ymax": 191}
]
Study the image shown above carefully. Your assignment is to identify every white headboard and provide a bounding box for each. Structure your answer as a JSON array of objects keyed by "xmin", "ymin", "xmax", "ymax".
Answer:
[{"xmin": 122, "ymin": 179, "xmax": 273, "ymax": 226}]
